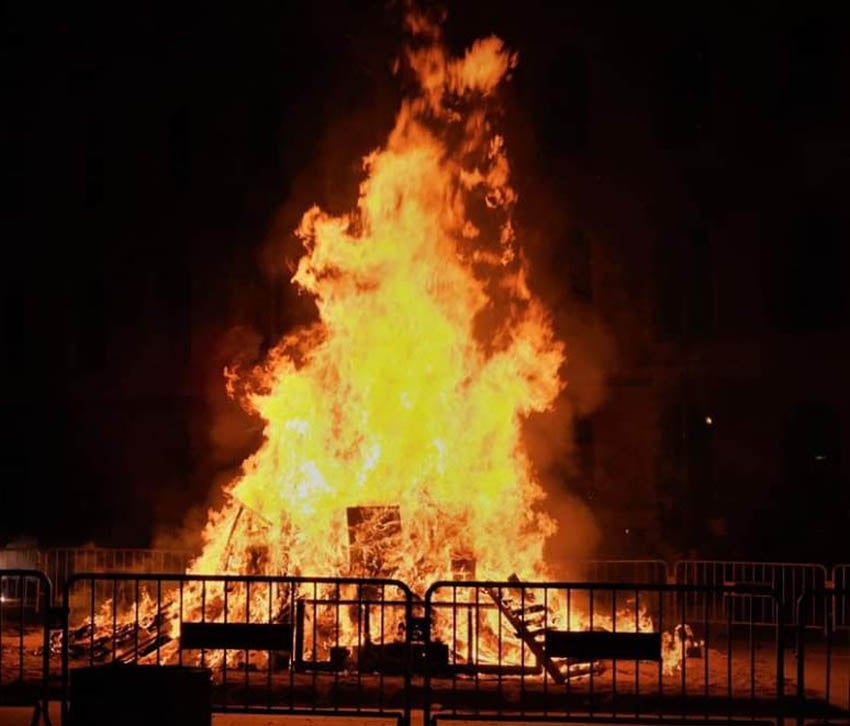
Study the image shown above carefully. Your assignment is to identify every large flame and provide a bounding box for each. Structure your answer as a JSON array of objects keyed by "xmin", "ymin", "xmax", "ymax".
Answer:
[
  {"xmin": 191, "ymin": 13, "xmax": 564, "ymax": 592},
  {"xmin": 73, "ymin": 12, "xmax": 687, "ymax": 679}
]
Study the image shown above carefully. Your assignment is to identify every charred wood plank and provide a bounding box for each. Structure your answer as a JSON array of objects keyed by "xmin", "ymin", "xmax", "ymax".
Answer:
[{"xmin": 545, "ymin": 630, "xmax": 662, "ymax": 661}]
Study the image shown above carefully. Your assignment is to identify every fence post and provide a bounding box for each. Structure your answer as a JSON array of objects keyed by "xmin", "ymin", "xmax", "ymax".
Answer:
[
  {"xmin": 775, "ymin": 593, "xmax": 784, "ymax": 726},
  {"xmin": 423, "ymin": 583, "xmax": 435, "ymax": 726}
]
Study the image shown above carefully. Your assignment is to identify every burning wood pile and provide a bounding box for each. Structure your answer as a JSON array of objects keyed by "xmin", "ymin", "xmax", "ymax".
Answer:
[
  {"xmin": 54, "ymin": 8, "xmax": 694, "ymax": 683},
  {"xmin": 185, "ymin": 6, "xmax": 564, "ymax": 594},
  {"xmin": 53, "ymin": 617, "xmax": 169, "ymax": 664},
  {"xmin": 54, "ymin": 502, "xmax": 686, "ymax": 678}
]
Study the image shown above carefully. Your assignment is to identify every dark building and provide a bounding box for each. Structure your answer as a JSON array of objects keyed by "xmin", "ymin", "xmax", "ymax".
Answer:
[{"xmin": 535, "ymin": 6, "xmax": 850, "ymax": 562}]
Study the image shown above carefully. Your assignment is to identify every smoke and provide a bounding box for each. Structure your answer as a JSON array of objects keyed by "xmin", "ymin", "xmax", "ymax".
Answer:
[
  {"xmin": 510, "ymin": 119, "xmax": 619, "ymax": 572},
  {"xmin": 527, "ymin": 266, "xmax": 617, "ymax": 574},
  {"xmin": 520, "ymin": 315, "xmax": 615, "ymax": 577},
  {"xmin": 151, "ymin": 325, "xmax": 266, "ymax": 557}
]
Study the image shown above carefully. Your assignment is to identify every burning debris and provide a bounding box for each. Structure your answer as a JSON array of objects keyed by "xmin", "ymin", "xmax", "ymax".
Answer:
[
  {"xmin": 53, "ymin": 572, "xmax": 689, "ymax": 681},
  {"xmin": 666, "ymin": 623, "xmax": 704, "ymax": 659},
  {"xmin": 346, "ymin": 506, "xmax": 403, "ymax": 578},
  {"xmin": 53, "ymin": 618, "xmax": 170, "ymax": 664}
]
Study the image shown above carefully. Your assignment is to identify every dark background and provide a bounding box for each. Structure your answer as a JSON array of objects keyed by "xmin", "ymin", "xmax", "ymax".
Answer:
[{"xmin": 2, "ymin": 2, "xmax": 849, "ymax": 561}]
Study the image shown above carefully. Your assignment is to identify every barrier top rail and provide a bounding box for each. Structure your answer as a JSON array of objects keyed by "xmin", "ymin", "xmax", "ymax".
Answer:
[
  {"xmin": 675, "ymin": 560, "xmax": 826, "ymax": 571},
  {"xmin": 0, "ymin": 568, "xmax": 52, "ymax": 585},
  {"xmin": 64, "ymin": 571, "xmax": 414, "ymax": 591},
  {"xmin": 795, "ymin": 587, "xmax": 850, "ymax": 613},
  {"xmin": 425, "ymin": 578, "xmax": 779, "ymax": 595}
]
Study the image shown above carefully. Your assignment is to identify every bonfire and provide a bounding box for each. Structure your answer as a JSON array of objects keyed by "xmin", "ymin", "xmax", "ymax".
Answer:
[{"xmin": 62, "ymin": 8, "xmax": 685, "ymax": 679}]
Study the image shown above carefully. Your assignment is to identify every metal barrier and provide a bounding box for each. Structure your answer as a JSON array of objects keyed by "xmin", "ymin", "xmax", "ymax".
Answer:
[
  {"xmin": 833, "ymin": 565, "xmax": 849, "ymax": 631},
  {"xmin": 0, "ymin": 569, "xmax": 52, "ymax": 725},
  {"xmin": 796, "ymin": 588, "xmax": 850, "ymax": 724},
  {"xmin": 423, "ymin": 579, "xmax": 785, "ymax": 725},
  {"xmin": 0, "ymin": 549, "xmax": 42, "ymax": 569},
  {"xmin": 62, "ymin": 572, "xmax": 413, "ymax": 725},
  {"xmin": 45, "ymin": 548, "xmax": 189, "ymax": 605},
  {"xmin": 675, "ymin": 560, "xmax": 829, "ymax": 629},
  {"xmin": 0, "ymin": 550, "xmax": 44, "ymax": 611}
]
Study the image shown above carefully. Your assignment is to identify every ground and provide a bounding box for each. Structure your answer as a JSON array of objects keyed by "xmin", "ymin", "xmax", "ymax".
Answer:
[{"xmin": 1, "ymin": 625, "xmax": 848, "ymax": 724}]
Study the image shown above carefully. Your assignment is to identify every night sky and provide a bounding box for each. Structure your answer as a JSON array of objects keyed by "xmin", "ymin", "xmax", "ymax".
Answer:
[{"xmin": 2, "ymin": 2, "xmax": 849, "ymax": 559}]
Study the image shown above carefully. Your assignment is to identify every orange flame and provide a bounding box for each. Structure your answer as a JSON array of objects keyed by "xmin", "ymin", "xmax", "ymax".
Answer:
[{"xmin": 190, "ymin": 12, "xmax": 564, "ymax": 593}]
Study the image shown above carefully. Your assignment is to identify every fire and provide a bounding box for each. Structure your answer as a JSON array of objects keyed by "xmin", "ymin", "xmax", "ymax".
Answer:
[
  {"xmin": 191, "ymin": 12, "xmax": 563, "ymax": 592},
  {"xmin": 69, "ymin": 10, "xmax": 689, "ymax": 680}
]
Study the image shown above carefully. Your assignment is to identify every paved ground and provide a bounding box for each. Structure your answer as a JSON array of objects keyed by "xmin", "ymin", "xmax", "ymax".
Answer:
[
  {"xmin": 1, "ymin": 629, "xmax": 847, "ymax": 725},
  {"xmin": 0, "ymin": 705, "xmax": 404, "ymax": 726},
  {"xmin": 0, "ymin": 707, "xmax": 626, "ymax": 726},
  {"xmin": 2, "ymin": 710, "xmax": 847, "ymax": 726}
]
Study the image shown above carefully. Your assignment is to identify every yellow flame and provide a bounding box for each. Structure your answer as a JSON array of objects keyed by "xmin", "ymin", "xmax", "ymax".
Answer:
[{"xmin": 190, "ymin": 11, "xmax": 564, "ymax": 593}]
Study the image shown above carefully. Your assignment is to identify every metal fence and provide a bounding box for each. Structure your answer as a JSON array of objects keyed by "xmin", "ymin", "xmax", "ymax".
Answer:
[
  {"xmin": 52, "ymin": 571, "xmax": 850, "ymax": 725},
  {"xmin": 45, "ymin": 548, "xmax": 189, "ymax": 605},
  {"xmin": 834, "ymin": 565, "xmax": 850, "ymax": 631},
  {"xmin": 1, "ymin": 550, "xmax": 44, "ymax": 612},
  {"xmin": 0, "ymin": 549, "xmax": 41, "ymax": 569},
  {"xmin": 62, "ymin": 572, "xmax": 414, "ymax": 725},
  {"xmin": 6, "ymin": 548, "xmax": 846, "ymax": 614},
  {"xmin": 0, "ymin": 570, "xmax": 51, "ymax": 724},
  {"xmin": 423, "ymin": 579, "xmax": 786, "ymax": 725},
  {"xmin": 674, "ymin": 560, "xmax": 829, "ymax": 629},
  {"xmin": 796, "ymin": 588, "xmax": 850, "ymax": 723}
]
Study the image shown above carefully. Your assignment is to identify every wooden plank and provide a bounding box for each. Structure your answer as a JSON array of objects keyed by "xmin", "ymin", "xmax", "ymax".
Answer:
[
  {"xmin": 545, "ymin": 630, "xmax": 661, "ymax": 661},
  {"xmin": 180, "ymin": 622, "xmax": 292, "ymax": 651}
]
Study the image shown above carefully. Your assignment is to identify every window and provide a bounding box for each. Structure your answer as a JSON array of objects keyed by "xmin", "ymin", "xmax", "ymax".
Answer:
[
  {"xmin": 783, "ymin": 15, "xmax": 839, "ymax": 122},
  {"xmin": 784, "ymin": 402, "xmax": 840, "ymax": 494},
  {"xmin": 655, "ymin": 226, "xmax": 715, "ymax": 340},
  {"xmin": 688, "ymin": 227, "xmax": 714, "ymax": 337},
  {"xmin": 771, "ymin": 207, "xmax": 847, "ymax": 332},
  {"xmin": 655, "ymin": 236, "xmax": 685, "ymax": 341},
  {"xmin": 779, "ymin": 402, "xmax": 845, "ymax": 557},
  {"xmin": 658, "ymin": 393, "xmax": 716, "ymax": 548},
  {"xmin": 567, "ymin": 225, "xmax": 592, "ymax": 302}
]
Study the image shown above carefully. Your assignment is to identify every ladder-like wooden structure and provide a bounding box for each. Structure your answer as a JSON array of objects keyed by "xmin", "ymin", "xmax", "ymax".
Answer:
[
  {"xmin": 482, "ymin": 582, "xmax": 567, "ymax": 683},
  {"xmin": 482, "ymin": 577, "xmax": 602, "ymax": 684}
]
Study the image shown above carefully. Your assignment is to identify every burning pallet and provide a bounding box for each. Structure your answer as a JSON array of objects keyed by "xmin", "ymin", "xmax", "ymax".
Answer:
[
  {"xmin": 346, "ymin": 506, "xmax": 403, "ymax": 578},
  {"xmin": 53, "ymin": 616, "xmax": 172, "ymax": 664}
]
